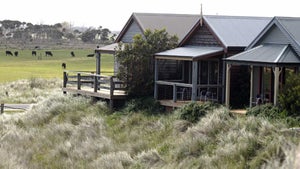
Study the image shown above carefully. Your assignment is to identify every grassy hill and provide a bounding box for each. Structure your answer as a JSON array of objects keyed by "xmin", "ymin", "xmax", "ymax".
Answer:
[
  {"xmin": 0, "ymin": 49, "xmax": 114, "ymax": 82},
  {"xmin": 0, "ymin": 79, "xmax": 299, "ymax": 168}
]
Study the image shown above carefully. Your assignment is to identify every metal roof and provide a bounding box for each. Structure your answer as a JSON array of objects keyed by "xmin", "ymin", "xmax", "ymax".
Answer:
[
  {"xmin": 225, "ymin": 44, "xmax": 300, "ymax": 66},
  {"xmin": 204, "ymin": 15, "xmax": 271, "ymax": 48},
  {"xmin": 116, "ymin": 13, "xmax": 200, "ymax": 43},
  {"xmin": 155, "ymin": 46, "xmax": 223, "ymax": 61},
  {"xmin": 97, "ymin": 43, "xmax": 119, "ymax": 54}
]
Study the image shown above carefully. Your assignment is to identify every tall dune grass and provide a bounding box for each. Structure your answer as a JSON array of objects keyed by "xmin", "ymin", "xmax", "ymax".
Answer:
[{"xmin": 0, "ymin": 79, "xmax": 299, "ymax": 168}]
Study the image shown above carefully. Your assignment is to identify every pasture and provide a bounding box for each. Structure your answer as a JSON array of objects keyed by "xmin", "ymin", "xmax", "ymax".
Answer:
[{"xmin": 0, "ymin": 49, "xmax": 114, "ymax": 83}]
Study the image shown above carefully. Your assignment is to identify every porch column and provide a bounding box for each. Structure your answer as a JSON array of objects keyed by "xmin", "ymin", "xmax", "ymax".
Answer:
[
  {"xmin": 225, "ymin": 63, "xmax": 232, "ymax": 107},
  {"xmin": 273, "ymin": 67, "xmax": 282, "ymax": 106},
  {"xmin": 95, "ymin": 50, "xmax": 101, "ymax": 75},
  {"xmin": 154, "ymin": 59, "xmax": 158, "ymax": 99},
  {"xmin": 249, "ymin": 65, "xmax": 254, "ymax": 107},
  {"xmin": 191, "ymin": 61, "xmax": 198, "ymax": 101}
]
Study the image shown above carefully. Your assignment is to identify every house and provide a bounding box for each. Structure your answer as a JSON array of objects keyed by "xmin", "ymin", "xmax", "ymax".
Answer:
[
  {"xmin": 154, "ymin": 15, "xmax": 271, "ymax": 108},
  {"xmin": 225, "ymin": 17, "xmax": 300, "ymax": 107},
  {"xmin": 98, "ymin": 12, "xmax": 201, "ymax": 74}
]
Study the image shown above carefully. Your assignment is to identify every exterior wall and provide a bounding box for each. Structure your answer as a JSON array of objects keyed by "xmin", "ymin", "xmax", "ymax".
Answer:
[
  {"xmin": 184, "ymin": 23, "xmax": 221, "ymax": 46},
  {"xmin": 258, "ymin": 25, "xmax": 289, "ymax": 45},
  {"xmin": 120, "ymin": 20, "xmax": 144, "ymax": 43}
]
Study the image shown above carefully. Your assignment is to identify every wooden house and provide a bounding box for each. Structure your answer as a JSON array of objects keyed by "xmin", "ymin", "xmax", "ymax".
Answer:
[
  {"xmin": 225, "ymin": 17, "xmax": 300, "ymax": 107},
  {"xmin": 98, "ymin": 13, "xmax": 201, "ymax": 74},
  {"xmin": 154, "ymin": 15, "xmax": 271, "ymax": 108}
]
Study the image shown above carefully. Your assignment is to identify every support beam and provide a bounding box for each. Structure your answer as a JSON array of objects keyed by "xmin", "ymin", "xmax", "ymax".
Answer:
[
  {"xmin": 154, "ymin": 59, "xmax": 158, "ymax": 99},
  {"xmin": 273, "ymin": 67, "xmax": 282, "ymax": 106},
  {"xmin": 249, "ymin": 66, "xmax": 254, "ymax": 107},
  {"xmin": 191, "ymin": 61, "xmax": 198, "ymax": 101},
  {"xmin": 95, "ymin": 50, "xmax": 101, "ymax": 75},
  {"xmin": 225, "ymin": 64, "xmax": 231, "ymax": 107}
]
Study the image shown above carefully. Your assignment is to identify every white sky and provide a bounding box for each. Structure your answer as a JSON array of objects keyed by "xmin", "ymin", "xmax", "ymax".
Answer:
[{"xmin": 0, "ymin": 0, "xmax": 299, "ymax": 31}]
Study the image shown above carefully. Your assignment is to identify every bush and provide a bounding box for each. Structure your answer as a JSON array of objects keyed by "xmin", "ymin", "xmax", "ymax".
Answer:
[
  {"xmin": 246, "ymin": 104, "xmax": 282, "ymax": 119},
  {"xmin": 123, "ymin": 97, "xmax": 163, "ymax": 114},
  {"xmin": 177, "ymin": 102, "xmax": 217, "ymax": 123},
  {"xmin": 279, "ymin": 73, "xmax": 300, "ymax": 116}
]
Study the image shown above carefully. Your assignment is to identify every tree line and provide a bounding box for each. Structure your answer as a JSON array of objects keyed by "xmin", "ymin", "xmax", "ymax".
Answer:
[{"xmin": 0, "ymin": 20, "xmax": 116, "ymax": 44}]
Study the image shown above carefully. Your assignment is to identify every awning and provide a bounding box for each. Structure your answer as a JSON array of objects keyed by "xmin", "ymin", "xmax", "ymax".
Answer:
[
  {"xmin": 155, "ymin": 46, "xmax": 224, "ymax": 61},
  {"xmin": 97, "ymin": 43, "xmax": 119, "ymax": 54},
  {"xmin": 225, "ymin": 44, "xmax": 300, "ymax": 66}
]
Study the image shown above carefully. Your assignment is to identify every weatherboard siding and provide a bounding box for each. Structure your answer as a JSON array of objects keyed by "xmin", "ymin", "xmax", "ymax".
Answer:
[
  {"xmin": 258, "ymin": 25, "xmax": 289, "ymax": 45},
  {"xmin": 121, "ymin": 20, "xmax": 143, "ymax": 43},
  {"xmin": 184, "ymin": 23, "xmax": 220, "ymax": 47}
]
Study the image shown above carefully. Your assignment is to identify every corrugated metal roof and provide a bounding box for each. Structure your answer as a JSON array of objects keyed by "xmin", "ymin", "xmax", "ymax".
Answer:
[
  {"xmin": 98, "ymin": 43, "xmax": 119, "ymax": 54},
  {"xmin": 225, "ymin": 44, "xmax": 300, "ymax": 65},
  {"xmin": 133, "ymin": 13, "xmax": 200, "ymax": 42},
  {"xmin": 155, "ymin": 46, "xmax": 223, "ymax": 60},
  {"xmin": 204, "ymin": 15, "xmax": 271, "ymax": 47}
]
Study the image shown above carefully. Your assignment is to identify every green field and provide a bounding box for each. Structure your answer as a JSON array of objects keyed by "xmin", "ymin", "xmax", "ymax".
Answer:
[{"xmin": 0, "ymin": 49, "xmax": 114, "ymax": 82}]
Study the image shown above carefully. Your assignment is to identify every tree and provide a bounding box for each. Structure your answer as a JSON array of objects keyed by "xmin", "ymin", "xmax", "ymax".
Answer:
[{"xmin": 115, "ymin": 29, "xmax": 178, "ymax": 97}]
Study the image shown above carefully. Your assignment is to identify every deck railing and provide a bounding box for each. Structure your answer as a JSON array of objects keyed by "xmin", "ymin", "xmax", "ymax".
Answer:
[{"xmin": 63, "ymin": 70, "xmax": 126, "ymax": 98}]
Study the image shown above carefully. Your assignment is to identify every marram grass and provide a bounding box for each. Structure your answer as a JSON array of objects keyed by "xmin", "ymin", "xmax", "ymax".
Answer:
[{"xmin": 0, "ymin": 80, "xmax": 299, "ymax": 168}]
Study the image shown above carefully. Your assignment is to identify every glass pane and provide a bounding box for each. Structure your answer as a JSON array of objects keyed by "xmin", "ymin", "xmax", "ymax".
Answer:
[
  {"xmin": 209, "ymin": 61, "xmax": 218, "ymax": 84},
  {"xmin": 200, "ymin": 61, "xmax": 208, "ymax": 84}
]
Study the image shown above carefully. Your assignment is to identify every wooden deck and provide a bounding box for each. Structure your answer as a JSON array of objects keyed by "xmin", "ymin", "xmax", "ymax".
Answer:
[
  {"xmin": 159, "ymin": 100, "xmax": 204, "ymax": 108},
  {"xmin": 63, "ymin": 70, "xmax": 127, "ymax": 108}
]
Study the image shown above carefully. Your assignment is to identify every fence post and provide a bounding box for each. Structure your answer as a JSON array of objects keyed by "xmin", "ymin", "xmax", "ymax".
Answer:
[
  {"xmin": 63, "ymin": 71, "xmax": 67, "ymax": 94},
  {"xmin": 1, "ymin": 103, "xmax": 4, "ymax": 114},
  {"xmin": 77, "ymin": 73, "xmax": 81, "ymax": 90},
  {"xmin": 110, "ymin": 76, "xmax": 114, "ymax": 97}
]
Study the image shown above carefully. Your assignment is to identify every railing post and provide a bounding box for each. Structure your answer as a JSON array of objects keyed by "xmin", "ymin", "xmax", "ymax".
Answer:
[
  {"xmin": 94, "ymin": 75, "xmax": 98, "ymax": 93},
  {"xmin": 173, "ymin": 84, "xmax": 177, "ymax": 102},
  {"xmin": 110, "ymin": 76, "xmax": 114, "ymax": 97},
  {"xmin": 77, "ymin": 73, "xmax": 81, "ymax": 90},
  {"xmin": 1, "ymin": 103, "xmax": 4, "ymax": 114},
  {"xmin": 63, "ymin": 71, "xmax": 67, "ymax": 94}
]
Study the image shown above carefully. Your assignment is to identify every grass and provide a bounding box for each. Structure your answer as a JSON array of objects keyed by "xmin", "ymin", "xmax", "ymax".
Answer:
[
  {"xmin": 0, "ymin": 49, "xmax": 114, "ymax": 83},
  {"xmin": 0, "ymin": 80, "xmax": 299, "ymax": 168}
]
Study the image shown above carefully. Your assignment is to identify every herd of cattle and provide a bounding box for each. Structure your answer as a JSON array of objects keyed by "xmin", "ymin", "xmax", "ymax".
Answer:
[{"xmin": 4, "ymin": 50, "xmax": 94, "ymax": 57}]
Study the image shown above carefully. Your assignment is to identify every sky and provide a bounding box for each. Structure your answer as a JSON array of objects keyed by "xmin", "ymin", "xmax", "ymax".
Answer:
[{"xmin": 0, "ymin": 0, "xmax": 300, "ymax": 31}]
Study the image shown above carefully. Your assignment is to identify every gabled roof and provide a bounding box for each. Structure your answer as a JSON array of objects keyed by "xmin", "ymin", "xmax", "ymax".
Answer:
[
  {"xmin": 181, "ymin": 15, "xmax": 271, "ymax": 48},
  {"xmin": 248, "ymin": 17, "xmax": 300, "ymax": 55},
  {"xmin": 225, "ymin": 44, "xmax": 300, "ymax": 66},
  {"xmin": 115, "ymin": 13, "xmax": 200, "ymax": 43}
]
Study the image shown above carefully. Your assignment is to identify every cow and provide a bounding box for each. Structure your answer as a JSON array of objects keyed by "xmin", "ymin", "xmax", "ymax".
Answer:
[
  {"xmin": 62, "ymin": 63, "xmax": 66, "ymax": 69},
  {"xmin": 5, "ymin": 51, "xmax": 13, "ymax": 56},
  {"xmin": 32, "ymin": 51, "xmax": 37, "ymax": 56},
  {"xmin": 87, "ymin": 53, "xmax": 94, "ymax": 57},
  {"xmin": 71, "ymin": 51, "xmax": 75, "ymax": 57},
  {"xmin": 45, "ymin": 51, "xmax": 53, "ymax": 56},
  {"xmin": 14, "ymin": 51, "xmax": 18, "ymax": 56}
]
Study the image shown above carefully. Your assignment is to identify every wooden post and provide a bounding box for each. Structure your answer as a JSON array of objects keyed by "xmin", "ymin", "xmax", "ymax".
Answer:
[
  {"xmin": 63, "ymin": 71, "xmax": 67, "ymax": 94},
  {"xmin": 1, "ymin": 103, "xmax": 4, "ymax": 114},
  {"xmin": 95, "ymin": 50, "xmax": 101, "ymax": 75},
  {"xmin": 94, "ymin": 75, "xmax": 98, "ymax": 93},
  {"xmin": 110, "ymin": 76, "xmax": 114, "ymax": 98},
  {"xmin": 154, "ymin": 59, "xmax": 158, "ymax": 99},
  {"xmin": 77, "ymin": 73, "xmax": 81, "ymax": 90},
  {"xmin": 249, "ymin": 65, "xmax": 254, "ymax": 107},
  {"xmin": 273, "ymin": 67, "xmax": 282, "ymax": 106},
  {"xmin": 173, "ymin": 84, "xmax": 177, "ymax": 102},
  {"xmin": 225, "ymin": 64, "xmax": 231, "ymax": 107},
  {"xmin": 191, "ymin": 61, "xmax": 198, "ymax": 101}
]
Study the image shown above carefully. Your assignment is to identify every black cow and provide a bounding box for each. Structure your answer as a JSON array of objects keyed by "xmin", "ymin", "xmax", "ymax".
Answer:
[
  {"xmin": 71, "ymin": 51, "xmax": 75, "ymax": 57},
  {"xmin": 32, "ymin": 51, "xmax": 37, "ymax": 56},
  {"xmin": 62, "ymin": 63, "xmax": 66, "ymax": 69},
  {"xmin": 87, "ymin": 53, "xmax": 94, "ymax": 57},
  {"xmin": 5, "ymin": 51, "xmax": 13, "ymax": 56},
  {"xmin": 14, "ymin": 51, "xmax": 18, "ymax": 56},
  {"xmin": 45, "ymin": 51, "xmax": 53, "ymax": 56}
]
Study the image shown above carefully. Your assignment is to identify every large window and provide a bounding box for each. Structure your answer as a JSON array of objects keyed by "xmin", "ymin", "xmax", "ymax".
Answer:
[{"xmin": 200, "ymin": 60, "xmax": 219, "ymax": 84}]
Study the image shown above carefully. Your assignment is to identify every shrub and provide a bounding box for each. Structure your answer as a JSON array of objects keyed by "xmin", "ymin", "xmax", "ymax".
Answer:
[
  {"xmin": 123, "ymin": 97, "xmax": 163, "ymax": 114},
  {"xmin": 176, "ymin": 102, "xmax": 217, "ymax": 123},
  {"xmin": 279, "ymin": 73, "xmax": 300, "ymax": 116},
  {"xmin": 246, "ymin": 103, "xmax": 282, "ymax": 119}
]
